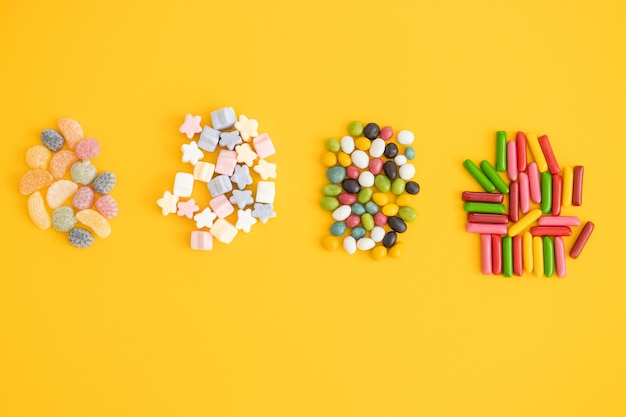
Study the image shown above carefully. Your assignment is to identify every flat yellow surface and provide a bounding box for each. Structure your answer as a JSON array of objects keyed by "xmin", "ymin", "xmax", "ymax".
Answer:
[{"xmin": 1, "ymin": 1, "xmax": 625, "ymax": 416}]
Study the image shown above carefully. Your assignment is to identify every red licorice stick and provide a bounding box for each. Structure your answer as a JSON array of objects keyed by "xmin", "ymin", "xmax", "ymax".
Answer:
[
  {"xmin": 516, "ymin": 131, "xmax": 527, "ymax": 172},
  {"xmin": 492, "ymin": 234, "xmax": 503, "ymax": 275},
  {"xmin": 509, "ymin": 181, "xmax": 519, "ymax": 222},
  {"xmin": 573, "ymin": 166, "xmax": 584, "ymax": 206},
  {"xmin": 530, "ymin": 226, "xmax": 572, "ymax": 236},
  {"xmin": 552, "ymin": 174, "xmax": 562, "ymax": 216},
  {"xmin": 468, "ymin": 213, "xmax": 509, "ymax": 224},
  {"xmin": 481, "ymin": 234, "xmax": 492, "ymax": 275},
  {"xmin": 513, "ymin": 235, "xmax": 523, "ymax": 276},
  {"xmin": 462, "ymin": 191, "xmax": 504, "ymax": 203},
  {"xmin": 570, "ymin": 221, "xmax": 595, "ymax": 259},
  {"xmin": 538, "ymin": 134, "xmax": 561, "ymax": 175}
]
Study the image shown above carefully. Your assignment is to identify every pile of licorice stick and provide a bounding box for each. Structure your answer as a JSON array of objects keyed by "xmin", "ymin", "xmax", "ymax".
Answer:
[{"xmin": 463, "ymin": 131, "xmax": 594, "ymax": 277}]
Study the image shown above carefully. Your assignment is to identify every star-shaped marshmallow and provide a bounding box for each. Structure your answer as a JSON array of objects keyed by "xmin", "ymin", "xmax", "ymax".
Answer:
[
  {"xmin": 235, "ymin": 143, "xmax": 258, "ymax": 167},
  {"xmin": 234, "ymin": 114, "xmax": 259, "ymax": 142},
  {"xmin": 157, "ymin": 190, "xmax": 179, "ymax": 215},
  {"xmin": 235, "ymin": 209, "xmax": 257, "ymax": 233},
  {"xmin": 181, "ymin": 140, "xmax": 205, "ymax": 165},
  {"xmin": 253, "ymin": 159, "xmax": 277, "ymax": 180},
  {"xmin": 230, "ymin": 164, "xmax": 253, "ymax": 190},
  {"xmin": 219, "ymin": 131, "xmax": 243, "ymax": 150},
  {"xmin": 194, "ymin": 207, "xmax": 217, "ymax": 229},
  {"xmin": 229, "ymin": 189, "xmax": 254, "ymax": 209},
  {"xmin": 251, "ymin": 203, "xmax": 276, "ymax": 224},
  {"xmin": 179, "ymin": 114, "xmax": 203, "ymax": 139},
  {"xmin": 177, "ymin": 198, "xmax": 200, "ymax": 219}
]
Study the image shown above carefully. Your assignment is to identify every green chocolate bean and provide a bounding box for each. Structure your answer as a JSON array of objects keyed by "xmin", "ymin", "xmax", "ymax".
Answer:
[
  {"xmin": 361, "ymin": 213, "xmax": 374, "ymax": 230},
  {"xmin": 322, "ymin": 183, "xmax": 342, "ymax": 196},
  {"xmin": 463, "ymin": 202, "xmax": 506, "ymax": 214},
  {"xmin": 374, "ymin": 175, "xmax": 391, "ymax": 192},
  {"xmin": 541, "ymin": 171, "xmax": 552, "ymax": 214},
  {"xmin": 348, "ymin": 121, "xmax": 364, "ymax": 137},
  {"xmin": 325, "ymin": 138, "xmax": 340, "ymax": 152},
  {"xmin": 480, "ymin": 160, "xmax": 509, "ymax": 194},
  {"xmin": 543, "ymin": 236, "xmax": 555, "ymax": 277},
  {"xmin": 391, "ymin": 178, "xmax": 405, "ymax": 195},
  {"xmin": 357, "ymin": 187, "xmax": 373, "ymax": 204},
  {"xmin": 502, "ymin": 236, "xmax": 513, "ymax": 277},
  {"xmin": 496, "ymin": 131, "xmax": 507, "ymax": 172},
  {"xmin": 398, "ymin": 206, "xmax": 417, "ymax": 222},
  {"xmin": 320, "ymin": 196, "xmax": 339, "ymax": 211},
  {"xmin": 463, "ymin": 159, "xmax": 496, "ymax": 192}
]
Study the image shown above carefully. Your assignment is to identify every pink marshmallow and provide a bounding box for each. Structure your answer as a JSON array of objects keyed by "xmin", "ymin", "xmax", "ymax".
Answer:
[
  {"xmin": 252, "ymin": 133, "xmax": 276, "ymax": 159},
  {"xmin": 215, "ymin": 150, "xmax": 237, "ymax": 176},
  {"xmin": 191, "ymin": 230, "xmax": 213, "ymax": 250},
  {"xmin": 209, "ymin": 194, "xmax": 234, "ymax": 218}
]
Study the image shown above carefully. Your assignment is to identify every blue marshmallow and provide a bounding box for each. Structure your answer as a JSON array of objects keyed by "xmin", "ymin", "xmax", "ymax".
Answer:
[
  {"xmin": 198, "ymin": 126, "xmax": 220, "ymax": 152},
  {"xmin": 210, "ymin": 107, "xmax": 237, "ymax": 130},
  {"xmin": 207, "ymin": 174, "xmax": 233, "ymax": 197}
]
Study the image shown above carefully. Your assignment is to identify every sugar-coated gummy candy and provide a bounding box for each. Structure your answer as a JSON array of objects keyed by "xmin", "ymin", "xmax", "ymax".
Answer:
[
  {"xmin": 19, "ymin": 169, "xmax": 54, "ymax": 195},
  {"xmin": 70, "ymin": 161, "xmax": 97, "ymax": 185},
  {"xmin": 47, "ymin": 179, "xmax": 78, "ymax": 209},
  {"xmin": 50, "ymin": 150, "xmax": 79, "ymax": 179},
  {"xmin": 57, "ymin": 118, "xmax": 84, "ymax": 149},
  {"xmin": 68, "ymin": 227, "xmax": 94, "ymax": 248},
  {"xmin": 27, "ymin": 191, "xmax": 51, "ymax": 230},
  {"xmin": 73, "ymin": 186, "xmax": 95, "ymax": 210},
  {"xmin": 26, "ymin": 145, "xmax": 52, "ymax": 169},
  {"xmin": 95, "ymin": 195, "xmax": 119, "ymax": 219},
  {"xmin": 92, "ymin": 172, "xmax": 117, "ymax": 194},
  {"xmin": 40, "ymin": 128, "xmax": 65, "ymax": 152},
  {"xmin": 74, "ymin": 138, "xmax": 100, "ymax": 160},
  {"xmin": 52, "ymin": 206, "xmax": 77, "ymax": 232},
  {"xmin": 76, "ymin": 209, "xmax": 111, "ymax": 238}
]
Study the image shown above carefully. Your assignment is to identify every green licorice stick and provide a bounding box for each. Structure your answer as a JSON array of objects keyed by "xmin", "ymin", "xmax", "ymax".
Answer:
[
  {"xmin": 463, "ymin": 202, "xmax": 507, "ymax": 214},
  {"xmin": 502, "ymin": 236, "xmax": 513, "ymax": 277},
  {"xmin": 541, "ymin": 171, "xmax": 552, "ymax": 214},
  {"xmin": 480, "ymin": 160, "xmax": 510, "ymax": 194},
  {"xmin": 496, "ymin": 131, "xmax": 507, "ymax": 172},
  {"xmin": 543, "ymin": 236, "xmax": 555, "ymax": 277},
  {"xmin": 463, "ymin": 159, "xmax": 496, "ymax": 192}
]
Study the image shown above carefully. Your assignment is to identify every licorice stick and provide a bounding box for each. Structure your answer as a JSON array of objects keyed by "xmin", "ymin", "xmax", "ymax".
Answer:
[
  {"xmin": 538, "ymin": 134, "xmax": 561, "ymax": 175},
  {"xmin": 570, "ymin": 221, "xmax": 595, "ymax": 259}
]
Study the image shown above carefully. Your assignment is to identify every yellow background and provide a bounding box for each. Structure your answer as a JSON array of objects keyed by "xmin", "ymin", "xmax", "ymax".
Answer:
[{"xmin": 1, "ymin": 0, "xmax": 625, "ymax": 416}]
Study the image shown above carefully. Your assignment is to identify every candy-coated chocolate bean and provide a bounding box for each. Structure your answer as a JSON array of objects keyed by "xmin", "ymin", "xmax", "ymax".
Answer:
[
  {"xmin": 363, "ymin": 123, "xmax": 380, "ymax": 140},
  {"xmin": 467, "ymin": 213, "xmax": 509, "ymax": 224},
  {"xmin": 373, "ymin": 212, "xmax": 387, "ymax": 226},
  {"xmin": 569, "ymin": 221, "xmax": 594, "ymax": 259},
  {"xmin": 506, "ymin": 140, "xmax": 518, "ymax": 181},
  {"xmin": 463, "ymin": 159, "xmax": 495, "ymax": 192},
  {"xmin": 361, "ymin": 213, "xmax": 375, "ymax": 230},
  {"xmin": 533, "ymin": 236, "xmax": 544, "ymax": 278},
  {"xmin": 396, "ymin": 194, "xmax": 412, "ymax": 207},
  {"xmin": 372, "ymin": 192, "xmax": 389, "ymax": 206},
  {"xmin": 383, "ymin": 231, "xmax": 397, "ymax": 248},
  {"xmin": 496, "ymin": 131, "xmax": 507, "ymax": 172},
  {"xmin": 492, "ymin": 234, "xmax": 502, "ymax": 275},
  {"xmin": 384, "ymin": 143, "xmax": 398, "ymax": 158},
  {"xmin": 543, "ymin": 236, "xmax": 555, "ymax": 277},
  {"xmin": 337, "ymin": 152, "xmax": 352, "ymax": 167},
  {"xmin": 463, "ymin": 202, "xmax": 506, "ymax": 214},
  {"xmin": 404, "ymin": 147, "xmax": 415, "ymax": 160},
  {"xmin": 351, "ymin": 150, "xmax": 369, "ymax": 169},
  {"xmin": 322, "ymin": 184, "xmax": 342, "ymax": 196},
  {"xmin": 322, "ymin": 236, "xmax": 340, "ymax": 251},
  {"xmin": 502, "ymin": 236, "xmax": 513, "ymax": 277},
  {"xmin": 340, "ymin": 135, "xmax": 355, "ymax": 154},
  {"xmin": 508, "ymin": 209, "xmax": 542, "ymax": 237},
  {"xmin": 338, "ymin": 193, "xmax": 357, "ymax": 205},
  {"xmin": 397, "ymin": 130, "xmax": 414, "ymax": 145},
  {"xmin": 326, "ymin": 166, "xmax": 346, "ymax": 184},
  {"xmin": 538, "ymin": 216, "xmax": 579, "ymax": 227},
  {"xmin": 481, "ymin": 234, "xmax": 492, "ymax": 275},
  {"xmin": 554, "ymin": 236, "xmax": 566, "ymax": 277},
  {"xmin": 370, "ymin": 226, "xmax": 385, "ymax": 242},
  {"xmin": 405, "ymin": 181, "xmax": 420, "ymax": 195},
  {"xmin": 364, "ymin": 201, "xmax": 379, "ymax": 215},
  {"xmin": 351, "ymin": 226, "xmax": 366, "ymax": 239},
  {"xmin": 513, "ymin": 235, "xmax": 523, "ymax": 276},
  {"xmin": 538, "ymin": 135, "xmax": 560, "ymax": 175},
  {"xmin": 383, "ymin": 160, "xmax": 397, "ymax": 180},
  {"xmin": 572, "ymin": 166, "xmax": 584, "ymax": 206},
  {"xmin": 552, "ymin": 174, "xmax": 562, "ymax": 216},
  {"xmin": 518, "ymin": 172, "xmax": 530, "ymax": 214},
  {"xmin": 462, "ymin": 191, "xmax": 504, "ymax": 203},
  {"xmin": 371, "ymin": 245, "xmax": 387, "ymax": 260},
  {"xmin": 509, "ymin": 181, "xmax": 519, "ymax": 222},
  {"xmin": 332, "ymin": 205, "xmax": 351, "ymax": 221},
  {"xmin": 379, "ymin": 126, "xmax": 393, "ymax": 140},
  {"xmin": 562, "ymin": 166, "xmax": 573, "ymax": 207},
  {"xmin": 343, "ymin": 236, "xmax": 357, "ymax": 254},
  {"xmin": 320, "ymin": 196, "xmax": 339, "ymax": 211},
  {"xmin": 394, "ymin": 155, "xmax": 407, "ymax": 166},
  {"xmin": 526, "ymin": 132, "xmax": 548, "ymax": 172},
  {"xmin": 466, "ymin": 223, "xmax": 508, "ymax": 234},
  {"xmin": 325, "ymin": 138, "xmax": 340, "ymax": 152},
  {"xmin": 369, "ymin": 138, "xmax": 385, "ymax": 158},
  {"xmin": 530, "ymin": 226, "xmax": 572, "ymax": 236},
  {"xmin": 480, "ymin": 160, "xmax": 509, "ymax": 194},
  {"xmin": 528, "ymin": 162, "xmax": 541, "ymax": 204},
  {"xmin": 523, "ymin": 232, "xmax": 533, "ymax": 273},
  {"xmin": 388, "ymin": 216, "xmax": 407, "ymax": 233},
  {"xmin": 540, "ymin": 171, "xmax": 552, "ymax": 214},
  {"xmin": 342, "ymin": 178, "xmax": 360, "ymax": 194},
  {"xmin": 390, "ymin": 178, "xmax": 405, "ymax": 195},
  {"xmin": 382, "ymin": 203, "xmax": 399, "ymax": 216},
  {"xmin": 398, "ymin": 206, "xmax": 416, "ymax": 223},
  {"xmin": 321, "ymin": 152, "xmax": 337, "ymax": 167},
  {"xmin": 516, "ymin": 131, "xmax": 527, "ymax": 173},
  {"xmin": 346, "ymin": 165, "xmax": 360, "ymax": 179},
  {"xmin": 346, "ymin": 214, "xmax": 361, "ymax": 228},
  {"xmin": 351, "ymin": 203, "xmax": 366, "ymax": 215},
  {"xmin": 374, "ymin": 175, "xmax": 391, "ymax": 192},
  {"xmin": 348, "ymin": 121, "xmax": 364, "ymax": 136},
  {"xmin": 398, "ymin": 164, "xmax": 415, "ymax": 181},
  {"xmin": 355, "ymin": 136, "xmax": 371, "ymax": 151},
  {"xmin": 358, "ymin": 171, "xmax": 375, "ymax": 188},
  {"xmin": 330, "ymin": 221, "xmax": 347, "ymax": 236},
  {"xmin": 369, "ymin": 158, "xmax": 383, "ymax": 175},
  {"xmin": 388, "ymin": 242, "xmax": 405, "ymax": 258},
  {"xmin": 357, "ymin": 187, "xmax": 373, "ymax": 203}
]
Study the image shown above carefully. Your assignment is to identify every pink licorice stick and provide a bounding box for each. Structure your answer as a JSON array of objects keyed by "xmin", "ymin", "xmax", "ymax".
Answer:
[
  {"xmin": 518, "ymin": 172, "xmax": 530, "ymax": 214},
  {"xmin": 516, "ymin": 132, "xmax": 527, "ymax": 173},
  {"xmin": 538, "ymin": 216, "xmax": 580, "ymax": 227},
  {"xmin": 467, "ymin": 223, "xmax": 508, "ymax": 234},
  {"xmin": 481, "ymin": 234, "xmax": 492, "ymax": 275},
  {"xmin": 554, "ymin": 236, "xmax": 566, "ymax": 278},
  {"xmin": 506, "ymin": 140, "xmax": 518, "ymax": 181},
  {"xmin": 528, "ymin": 162, "xmax": 541, "ymax": 204}
]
